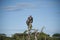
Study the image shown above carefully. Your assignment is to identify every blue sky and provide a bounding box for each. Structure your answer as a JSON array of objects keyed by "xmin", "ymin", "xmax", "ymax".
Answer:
[{"xmin": 0, "ymin": 0, "xmax": 60, "ymax": 36}]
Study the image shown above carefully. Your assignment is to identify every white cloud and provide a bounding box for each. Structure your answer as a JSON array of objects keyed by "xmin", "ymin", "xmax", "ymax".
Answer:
[{"xmin": 3, "ymin": 2, "xmax": 36, "ymax": 11}]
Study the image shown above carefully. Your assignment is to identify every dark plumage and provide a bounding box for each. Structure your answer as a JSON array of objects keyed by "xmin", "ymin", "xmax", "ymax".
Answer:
[{"xmin": 26, "ymin": 16, "xmax": 33, "ymax": 26}]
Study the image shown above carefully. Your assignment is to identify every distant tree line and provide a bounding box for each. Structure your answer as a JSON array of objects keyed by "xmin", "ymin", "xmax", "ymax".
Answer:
[{"xmin": 0, "ymin": 32, "xmax": 60, "ymax": 40}]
